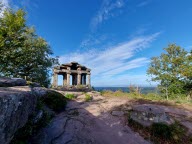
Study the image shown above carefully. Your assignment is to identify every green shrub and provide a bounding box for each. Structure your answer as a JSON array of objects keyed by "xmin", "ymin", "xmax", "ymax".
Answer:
[
  {"xmin": 65, "ymin": 93, "xmax": 75, "ymax": 99},
  {"xmin": 151, "ymin": 123, "xmax": 172, "ymax": 139},
  {"xmin": 42, "ymin": 90, "xmax": 67, "ymax": 112},
  {"xmin": 150, "ymin": 122, "xmax": 185, "ymax": 141},
  {"xmin": 85, "ymin": 94, "xmax": 92, "ymax": 102},
  {"xmin": 169, "ymin": 122, "xmax": 185, "ymax": 141}
]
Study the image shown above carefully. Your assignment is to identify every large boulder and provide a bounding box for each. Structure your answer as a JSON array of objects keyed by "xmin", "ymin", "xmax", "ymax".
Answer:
[
  {"xmin": 130, "ymin": 104, "xmax": 174, "ymax": 127},
  {"xmin": 0, "ymin": 77, "xmax": 26, "ymax": 87},
  {"xmin": 0, "ymin": 86, "xmax": 37, "ymax": 144}
]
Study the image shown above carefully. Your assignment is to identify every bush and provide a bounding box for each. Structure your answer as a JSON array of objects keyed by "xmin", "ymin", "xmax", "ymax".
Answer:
[
  {"xmin": 42, "ymin": 90, "xmax": 67, "ymax": 112},
  {"xmin": 150, "ymin": 122, "xmax": 186, "ymax": 141},
  {"xmin": 65, "ymin": 93, "xmax": 75, "ymax": 99},
  {"xmin": 151, "ymin": 123, "xmax": 172, "ymax": 139},
  {"xmin": 85, "ymin": 94, "xmax": 92, "ymax": 102}
]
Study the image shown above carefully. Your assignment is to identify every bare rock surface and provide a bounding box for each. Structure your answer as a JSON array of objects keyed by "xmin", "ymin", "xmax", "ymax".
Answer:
[
  {"xmin": 0, "ymin": 77, "xmax": 26, "ymax": 87},
  {"xmin": 131, "ymin": 104, "xmax": 192, "ymax": 133},
  {"xmin": 33, "ymin": 92, "xmax": 150, "ymax": 144},
  {"xmin": 0, "ymin": 86, "xmax": 37, "ymax": 144},
  {"xmin": 111, "ymin": 111, "xmax": 125, "ymax": 116},
  {"xmin": 0, "ymin": 83, "xmax": 52, "ymax": 144}
]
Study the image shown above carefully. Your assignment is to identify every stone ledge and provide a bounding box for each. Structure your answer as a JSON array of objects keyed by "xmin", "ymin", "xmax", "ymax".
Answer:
[{"xmin": 0, "ymin": 77, "xmax": 26, "ymax": 87}]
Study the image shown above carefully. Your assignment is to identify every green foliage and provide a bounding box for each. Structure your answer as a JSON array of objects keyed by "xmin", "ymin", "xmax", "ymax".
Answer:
[
  {"xmin": 42, "ymin": 90, "xmax": 67, "ymax": 112},
  {"xmin": 150, "ymin": 122, "xmax": 186, "ymax": 142},
  {"xmin": 151, "ymin": 123, "xmax": 172, "ymax": 139},
  {"xmin": 65, "ymin": 93, "xmax": 75, "ymax": 99},
  {"xmin": 85, "ymin": 94, "xmax": 92, "ymax": 101},
  {"xmin": 147, "ymin": 44, "xmax": 192, "ymax": 99},
  {"xmin": 0, "ymin": 9, "xmax": 59, "ymax": 87}
]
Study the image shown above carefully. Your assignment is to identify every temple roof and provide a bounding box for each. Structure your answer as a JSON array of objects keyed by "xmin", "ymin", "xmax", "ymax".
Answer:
[{"xmin": 54, "ymin": 62, "xmax": 91, "ymax": 71}]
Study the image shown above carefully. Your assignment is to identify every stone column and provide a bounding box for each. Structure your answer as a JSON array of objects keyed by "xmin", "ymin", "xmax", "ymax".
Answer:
[
  {"xmin": 87, "ymin": 74, "xmax": 91, "ymax": 86},
  {"xmin": 63, "ymin": 73, "xmax": 67, "ymax": 86},
  {"xmin": 67, "ymin": 72, "xmax": 70, "ymax": 86},
  {"xmin": 77, "ymin": 73, "xmax": 81, "ymax": 85},
  {"xmin": 53, "ymin": 73, "xmax": 58, "ymax": 87}
]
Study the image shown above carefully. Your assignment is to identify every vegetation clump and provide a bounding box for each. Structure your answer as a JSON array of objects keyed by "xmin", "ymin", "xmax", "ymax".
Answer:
[
  {"xmin": 0, "ymin": 8, "xmax": 58, "ymax": 87},
  {"xmin": 65, "ymin": 93, "xmax": 75, "ymax": 99},
  {"xmin": 85, "ymin": 94, "xmax": 92, "ymax": 101},
  {"xmin": 42, "ymin": 90, "xmax": 67, "ymax": 112},
  {"xmin": 147, "ymin": 44, "xmax": 192, "ymax": 99}
]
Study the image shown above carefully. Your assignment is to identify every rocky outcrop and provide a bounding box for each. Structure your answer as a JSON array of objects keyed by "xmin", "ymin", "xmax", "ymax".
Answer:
[
  {"xmin": 0, "ymin": 78, "xmax": 50, "ymax": 144},
  {"xmin": 0, "ymin": 77, "xmax": 26, "ymax": 87},
  {"xmin": 0, "ymin": 86, "xmax": 37, "ymax": 144},
  {"xmin": 130, "ymin": 104, "xmax": 175, "ymax": 126},
  {"xmin": 31, "ymin": 92, "xmax": 150, "ymax": 144}
]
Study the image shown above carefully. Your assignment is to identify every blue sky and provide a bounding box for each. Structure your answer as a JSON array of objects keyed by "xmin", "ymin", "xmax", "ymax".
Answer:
[{"xmin": 2, "ymin": 0, "xmax": 192, "ymax": 87}]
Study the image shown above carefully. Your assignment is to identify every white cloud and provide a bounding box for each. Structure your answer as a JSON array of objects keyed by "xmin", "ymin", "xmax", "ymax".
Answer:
[
  {"xmin": 80, "ymin": 34, "xmax": 108, "ymax": 48},
  {"xmin": 90, "ymin": 0, "xmax": 125, "ymax": 32},
  {"xmin": 59, "ymin": 32, "xmax": 160, "ymax": 86},
  {"xmin": 0, "ymin": 0, "xmax": 9, "ymax": 16},
  {"xmin": 0, "ymin": 0, "xmax": 38, "ymax": 16},
  {"xmin": 137, "ymin": 0, "xmax": 151, "ymax": 7}
]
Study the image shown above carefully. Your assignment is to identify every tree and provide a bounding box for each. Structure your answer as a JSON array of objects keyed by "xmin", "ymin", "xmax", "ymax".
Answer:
[
  {"xmin": 0, "ymin": 9, "xmax": 58, "ymax": 87},
  {"xmin": 147, "ymin": 44, "xmax": 192, "ymax": 99}
]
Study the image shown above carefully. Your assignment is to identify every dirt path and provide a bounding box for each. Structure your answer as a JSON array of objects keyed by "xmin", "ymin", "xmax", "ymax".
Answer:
[{"xmin": 32, "ymin": 92, "xmax": 150, "ymax": 144}]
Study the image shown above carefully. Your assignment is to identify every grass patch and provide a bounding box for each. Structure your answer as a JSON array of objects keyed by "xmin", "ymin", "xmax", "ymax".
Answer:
[
  {"xmin": 65, "ymin": 93, "xmax": 75, "ymax": 99},
  {"xmin": 85, "ymin": 94, "xmax": 92, "ymax": 102},
  {"xmin": 101, "ymin": 90, "xmax": 192, "ymax": 107}
]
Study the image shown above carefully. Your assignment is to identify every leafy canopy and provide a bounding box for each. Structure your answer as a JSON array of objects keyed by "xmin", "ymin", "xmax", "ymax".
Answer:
[
  {"xmin": 147, "ymin": 44, "xmax": 192, "ymax": 98},
  {"xmin": 0, "ymin": 9, "xmax": 58, "ymax": 87}
]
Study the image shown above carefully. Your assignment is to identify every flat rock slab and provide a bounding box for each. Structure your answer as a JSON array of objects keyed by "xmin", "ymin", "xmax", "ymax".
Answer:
[
  {"xmin": 0, "ymin": 77, "xmax": 26, "ymax": 87},
  {"xmin": 111, "ymin": 111, "xmax": 124, "ymax": 117},
  {"xmin": 131, "ymin": 104, "xmax": 192, "ymax": 130},
  {"xmin": 132, "ymin": 104, "xmax": 166, "ymax": 114},
  {"xmin": 132, "ymin": 104, "xmax": 192, "ymax": 118},
  {"xmin": 32, "ymin": 95, "xmax": 150, "ymax": 144}
]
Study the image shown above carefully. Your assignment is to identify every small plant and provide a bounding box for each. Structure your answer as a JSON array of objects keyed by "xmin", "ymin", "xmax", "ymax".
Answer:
[
  {"xmin": 85, "ymin": 94, "xmax": 92, "ymax": 102},
  {"xmin": 65, "ymin": 93, "xmax": 75, "ymax": 99},
  {"xmin": 77, "ymin": 84, "xmax": 84, "ymax": 89},
  {"xmin": 100, "ymin": 91, "xmax": 104, "ymax": 95}
]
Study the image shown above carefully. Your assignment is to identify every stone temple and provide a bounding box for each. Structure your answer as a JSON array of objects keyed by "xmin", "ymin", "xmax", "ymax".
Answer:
[{"xmin": 52, "ymin": 62, "xmax": 91, "ymax": 87}]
